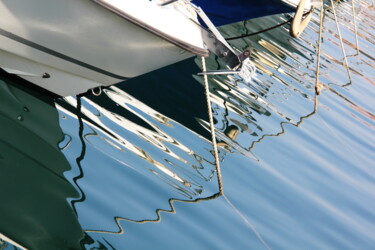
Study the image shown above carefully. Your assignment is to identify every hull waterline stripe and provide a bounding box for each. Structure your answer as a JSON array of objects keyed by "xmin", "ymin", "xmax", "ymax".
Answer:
[{"xmin": 0, "ymin": 28, "xmax": 129, "ymax": 80}]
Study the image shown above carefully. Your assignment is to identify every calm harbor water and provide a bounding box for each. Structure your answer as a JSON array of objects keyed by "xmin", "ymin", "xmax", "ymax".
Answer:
[{"xmin": 1, "ymin": 1, "xmax": 374, "ymax": 249}]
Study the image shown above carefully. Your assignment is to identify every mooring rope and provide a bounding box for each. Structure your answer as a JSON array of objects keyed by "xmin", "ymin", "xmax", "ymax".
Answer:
[
  {"xmin": 223, "ymin": 195, "xmax": 272, "ymax": 249},
  {"xmin": 324, "ymin": 0, "xmax": 340, "ymax": 11},
  {"xmin": 201, "ymin": 56, "xmax": 224, "ymax": 195},
  {"xmin": 200, "ymin": 56, "xmax": 269, "ymax": 246}
]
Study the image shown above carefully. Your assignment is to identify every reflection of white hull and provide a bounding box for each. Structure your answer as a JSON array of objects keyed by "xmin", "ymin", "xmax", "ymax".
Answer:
[{"xmin": 0, "ymin": 0, "xmax": 208, "ymax": 96}]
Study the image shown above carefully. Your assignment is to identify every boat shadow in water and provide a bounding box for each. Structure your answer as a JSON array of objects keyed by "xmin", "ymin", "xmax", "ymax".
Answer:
[
  {"xmin": 0, "ymin": 70, "xmax": 222, "ymax": 249},
  {"xmin": 0, "ymin": 72, "xmax": 87, "ymax": 249}
]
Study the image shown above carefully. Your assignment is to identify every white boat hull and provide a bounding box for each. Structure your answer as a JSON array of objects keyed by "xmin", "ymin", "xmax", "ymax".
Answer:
[{"xmin": 0, "ymin": 0, "xmax": 208, "ymax": 96}]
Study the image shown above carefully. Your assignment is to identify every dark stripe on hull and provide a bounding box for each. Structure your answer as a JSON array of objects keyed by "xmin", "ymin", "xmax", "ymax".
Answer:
[{"xmin": 0, "ymin": 28, "xmax": 129, "ymax": 80}]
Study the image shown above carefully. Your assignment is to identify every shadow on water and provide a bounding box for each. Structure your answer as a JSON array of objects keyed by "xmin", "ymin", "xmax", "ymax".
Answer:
[
  {"xmin": 0, "ymin": 69, "xmax": 222, "ymax": 249},
  {"xmin": 0, "ymin": 72, "xmax": 85, "ymax": 249}
]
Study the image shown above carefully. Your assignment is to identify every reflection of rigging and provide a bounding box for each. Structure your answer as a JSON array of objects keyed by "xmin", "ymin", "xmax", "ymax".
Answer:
[
  {"xmin": 71, "ymin": 95, "xmax": 87, "ymax": 216},
  {"xmin": 211, "ymin": 80, "xmax": 319, "ymax": 153},
  {"xmin": 213, "ymin": 16, "xmax": 320, "ymax": 153},
  {"xmin": 56, "ymin": 88, "xmax": 222, "ymax": 240},
  {"xmin": 84, "ymin": 192, "xmax": 221, "ymax": 235},
  {"xmin": 249, "ymin": 95, "xmax": 318, "ymax": 150},
  {"xmin": 63, "ymin": 91, "xmax": 207, "ymax": 193},
  {"xmin": 204, "ymin": 0, "xmax": 363, "ymax": 156}
]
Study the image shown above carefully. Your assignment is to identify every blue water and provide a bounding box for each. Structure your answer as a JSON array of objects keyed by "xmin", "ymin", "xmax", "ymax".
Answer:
[{"xmin": 1, "ymin": 1, "xmax": 374, "ymax": 249}]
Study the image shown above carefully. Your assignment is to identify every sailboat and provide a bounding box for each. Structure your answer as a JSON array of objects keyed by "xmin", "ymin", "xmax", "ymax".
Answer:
[{"xmin": 0, "ymin": 0, "xmax": 313, "ymax": 96}]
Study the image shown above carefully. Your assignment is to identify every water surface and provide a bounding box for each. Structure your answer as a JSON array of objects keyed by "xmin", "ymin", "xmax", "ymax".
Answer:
[{"xmin": 1, "ymin": 1, "xmax": 374, "ymax": 249}]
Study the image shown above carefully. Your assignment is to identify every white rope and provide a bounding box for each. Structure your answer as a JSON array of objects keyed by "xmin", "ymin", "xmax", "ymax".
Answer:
[
  {"xmin": 201, "ymin": 56, "xmax": 224, "ymax": 195},
  {"xmin": 329, "ymin": 0, "xmax": 352, "ymax": 83},
  {"xmin": 201, "ymin": 56, "xmax": 270, "ymax": 247}
]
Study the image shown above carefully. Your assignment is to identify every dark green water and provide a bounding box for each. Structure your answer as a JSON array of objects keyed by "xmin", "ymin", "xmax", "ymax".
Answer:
[{"xmin": 1, "ymin": 1, "xmax": 374, "ymax": 249}]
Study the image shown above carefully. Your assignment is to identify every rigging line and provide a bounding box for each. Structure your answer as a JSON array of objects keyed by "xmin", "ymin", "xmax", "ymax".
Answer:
[
  {"xmin": 201, "ymin": 56, "xmax": 224, "ymax": 195},
  {"xmin": 323, "ymin": 0, "xmax": 341, "ymax": 11},
  {"xmin": 311, "ymin": 1, "xmax": 359, "ymax": 163},
  {"xmin": 248, "ymin": 106, "xmax": 318, "ymax": 150},
  {"xmin": 329, "ymin": 0, "xmax": 353, "ymax": 84},
  {"xmin": 247, "ymin": 0, "xmax": 323, "ymax": 151},
  {"xmin": 223, "ymin": 195, "xmax": 272, "ymax": 250},
  {"xmin": 351, "ymin": 0, "xmax": 360, "ymax": 55}
]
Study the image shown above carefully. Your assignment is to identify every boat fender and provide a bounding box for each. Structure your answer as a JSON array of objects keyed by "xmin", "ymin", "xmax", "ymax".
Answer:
[{"xmin": 290, "ymin": 0, "xmax": 314, "ymax": 38}]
